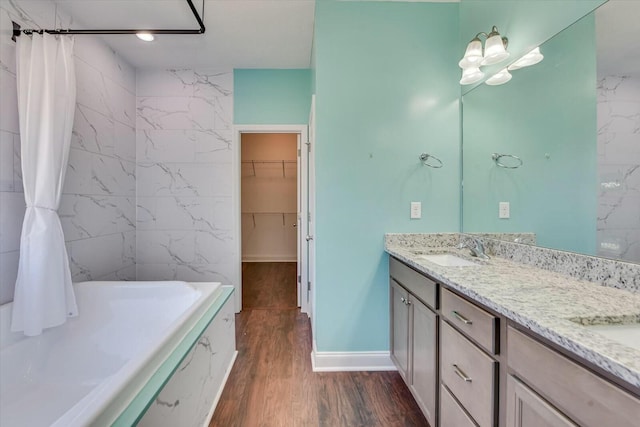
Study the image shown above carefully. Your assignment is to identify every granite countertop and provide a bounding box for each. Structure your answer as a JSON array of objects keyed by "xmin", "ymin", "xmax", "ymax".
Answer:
[{"xmin": 385, "ymin": 242, "xmax": 640, "ymax": 390}]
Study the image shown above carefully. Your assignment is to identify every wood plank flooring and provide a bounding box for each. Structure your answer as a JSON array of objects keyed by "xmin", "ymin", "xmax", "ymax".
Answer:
[
  {"xmin": 210, "ymin": 262, "xmax": 429, "ymax": 427},
  {"xmin": 242, "ymin": 262, "xmax": 298, "ymax": 310}
]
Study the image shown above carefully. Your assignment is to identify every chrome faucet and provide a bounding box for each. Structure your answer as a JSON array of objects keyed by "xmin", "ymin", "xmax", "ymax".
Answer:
[{"xmin": 458, "ymin": 237, "xmax": 490, "ymax": 259}]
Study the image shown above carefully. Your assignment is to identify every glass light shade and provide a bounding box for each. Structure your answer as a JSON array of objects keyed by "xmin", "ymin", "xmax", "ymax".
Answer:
[
  {"xmin": 481, "ymin": 34, "xmax": 510, "ymax": 65},
  {"xmin": 136, "ymin": 32, "xmax": 154, "ymax": 42},
  {"xmin": 458, "ymin": 39, "xmax": 483, "ymax": 69},
  {"xmin": 508, "ymin": 47, "xmax": 544, "ymax": 70},
  {"xmin": 485, "ymin": 68, "xmax": 512, "ymax": 86},
  {"xmin": 460, "ymin": 67, "xmax": 485, "ymax": 85}
]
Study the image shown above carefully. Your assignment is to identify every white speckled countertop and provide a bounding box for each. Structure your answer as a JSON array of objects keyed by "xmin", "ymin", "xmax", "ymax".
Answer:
[{"xmin": 385, "ymin": 241, "xmax": 640, "ymax": 390}]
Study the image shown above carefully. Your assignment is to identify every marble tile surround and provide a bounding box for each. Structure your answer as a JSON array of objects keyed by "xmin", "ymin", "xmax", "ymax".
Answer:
[
  {"xmin": 385, "ymin": 233, "xmax": 640, "ymax": 293},
  {"xmin": 597, "ymin": 75, "xmax": 640, "ymax": 263},
  {"xmin": 138, "ymin": 291, "xmax": 236, "ymax": 427},
  {"xmin": 0, "ymin": 2, "xmax": 136, "ymax": 304},
  {"xmin": 135, "ymin": 69, "xmax": 235, "ymax": 285}
]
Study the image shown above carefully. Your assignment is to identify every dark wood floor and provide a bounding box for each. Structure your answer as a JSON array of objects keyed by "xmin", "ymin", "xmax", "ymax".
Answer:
[
  {"xmin": 210, "ymin": 262, "xmax": 428, "ymax": 427},
  {"xmin": 242, "ymin": 262, "xmax": 298, "ymax": 310}
]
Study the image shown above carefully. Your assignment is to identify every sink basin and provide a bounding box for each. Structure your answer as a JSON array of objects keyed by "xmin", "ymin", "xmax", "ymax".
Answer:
[
  {"xmin": 418, "ymin": 253, "xmax": 479, "ymax": 267},
  {"xmin": 586, "ymin": 324, "xmax": 640, "ymax": 351}
]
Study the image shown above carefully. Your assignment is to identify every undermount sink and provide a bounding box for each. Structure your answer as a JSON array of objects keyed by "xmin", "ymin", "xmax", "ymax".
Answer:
[
  {"xmin": 586, "ymin": 323, "xmax": 640, "ymax": 351},
  {"xmin": 418, "ymin": 253, "xmax": 480, "ymax": 267}
]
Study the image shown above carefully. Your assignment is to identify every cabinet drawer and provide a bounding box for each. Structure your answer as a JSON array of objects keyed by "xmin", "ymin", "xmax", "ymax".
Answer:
[
  {"xmin": 508, "ymin": 326, "xmax": 640, "ymax": 427},
  {"xmin": 442, "ymin": 288, "xmax": 498, "ymax": 354},
  {"xmin": 389, "ymin": 257, "xmax": 437, "ymax": 309},
  {"xmin": 441, "ymin": 321, "xmax": 497, "ymax": 427},
  {"xmin": 441, "ymin": 384, "xmax": 477, "ymax": 427}
]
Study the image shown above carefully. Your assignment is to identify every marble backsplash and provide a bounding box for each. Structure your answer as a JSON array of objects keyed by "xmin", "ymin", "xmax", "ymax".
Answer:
[
  {"xmin": 385, "ymin": 233, "xmax": 640, "ymax": 293},
  {"xmin": 0, "ymin": 1, "xmax": 136, "ymax": 304}
]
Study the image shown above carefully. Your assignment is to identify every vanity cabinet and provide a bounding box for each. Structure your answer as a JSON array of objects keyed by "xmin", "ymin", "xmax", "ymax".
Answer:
[
  {"xmin": 440, "ymin": 288, "xmax": 500, "ymax": 427},
  {"xmin": 507, "ymin": 326, "xmax": 640, "ymax": 427},
  {"xmin": 391, "ymin": 280, "xmax": 410, "ymax": 379},
  {"xmin": 390, "ymin": 258, "xmax": 438, "ymax": 426},
  {"xmin": 506, "ymin": 375, "xmax": 576, "ymax": 427},
  {"xmin": 389, "ymin": 255, "xmax": 640, "ymax": 427}
]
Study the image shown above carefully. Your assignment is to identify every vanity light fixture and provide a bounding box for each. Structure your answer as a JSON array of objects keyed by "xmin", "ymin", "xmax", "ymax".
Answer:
[
  {"xmin": 459, "ymin": 26, "xmax": 509, "ymax": 85},
  {"xmin": 460, "ymin": 67, "xmax": 485, "ymax": 85},
  {"xmin": 136, "ymin": 32, "xmax": 155, "ymax": 42},
  {"xmin": 485, "ymin": 68, "xmax": 512, "ymax": 86},
  {"xmin": 458, "ymin": 36, "xmax": 484, "ymax": 69},
  {"xmin": 481, "ymin": 27, "xmax": 510, "ymax": 65},
  {"xmin": 508, "ymin": 47, "xmax": 544, "ymax": 70}
]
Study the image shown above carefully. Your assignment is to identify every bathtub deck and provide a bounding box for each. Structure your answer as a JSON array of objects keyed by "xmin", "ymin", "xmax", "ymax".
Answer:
[{"xmin": 210, "ymin": 264, "xmax": 428, "ymax": 426}]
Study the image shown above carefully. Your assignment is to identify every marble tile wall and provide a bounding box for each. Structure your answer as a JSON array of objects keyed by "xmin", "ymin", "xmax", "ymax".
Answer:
[
  {"xmin": 135, "ymin": 69, "xmax": 235, "ymax": 284},
  {"xmin": 0, "ymin": 2, "xmax": 136, "ymax": 304},
  {"xmin": 597, "ymin": 75, "xmax": 640, "ymax": 263}
]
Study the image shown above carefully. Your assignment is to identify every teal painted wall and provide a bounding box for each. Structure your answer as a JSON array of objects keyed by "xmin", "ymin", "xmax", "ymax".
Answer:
[
  {"xmin": 314, "ymin": 1, "xmax": 460, "ymax": 352},
  {"xmin": 234, "ymin": 69, "xmax": 312, "ymax": 124},
  {"xmin": 459, "ymin": 0, "xmax": 605, "ymax": 92},
  {"xmin": 462, "ymin": 14, "xmax": 597, "ymax": 255}
]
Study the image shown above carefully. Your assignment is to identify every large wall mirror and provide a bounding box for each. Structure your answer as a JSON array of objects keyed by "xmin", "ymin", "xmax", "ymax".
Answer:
[{"xmin": 461, "ymin": 0, "xmax": 640, "ymax": 264}]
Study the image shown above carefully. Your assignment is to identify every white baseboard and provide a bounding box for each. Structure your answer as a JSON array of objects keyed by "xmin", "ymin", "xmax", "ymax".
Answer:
[
  {"xmin": 310, "ymin": 340, "xmax": 396, "ymax": 372},
  {"xmin": 202, "ymin": 350, "xmax": 238, "ymax": 427}
]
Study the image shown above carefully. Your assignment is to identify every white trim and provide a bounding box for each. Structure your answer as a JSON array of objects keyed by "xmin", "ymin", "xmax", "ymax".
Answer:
[
  {"xmin": 310, "ymin": 340, "xmax": 396, "ymax": 372},
  {"xmin": 233, "ymin": 124, "xmax": 309, "ymax": 314},
  {"xmin": 202, "ymin": 350, "xmax": 238, "ymax": 427}
]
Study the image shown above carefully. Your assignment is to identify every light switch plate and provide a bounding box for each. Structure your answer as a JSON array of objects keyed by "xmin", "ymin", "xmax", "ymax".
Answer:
[
  {"xmin": 499, "ymin": 202, "xmax": 510, "ymax": 219},
  {"xmin": 410, "ymin": 202, "xmax": 422, "ymax": 219}
]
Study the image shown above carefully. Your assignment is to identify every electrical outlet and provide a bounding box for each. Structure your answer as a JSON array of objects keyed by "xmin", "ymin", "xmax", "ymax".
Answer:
[
  {"xmin": 499, "ymin": 202, "xmax": 510, "ymax": 219},
  {"xmin": 410, "ymin": 202, "xmax": 422, "ymax": 219}
]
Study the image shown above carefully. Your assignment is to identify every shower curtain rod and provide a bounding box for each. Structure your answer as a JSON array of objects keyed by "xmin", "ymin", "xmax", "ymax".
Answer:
[{"xmin": 12, "ymin": 0, "xmax": 205, "ymax": 42}]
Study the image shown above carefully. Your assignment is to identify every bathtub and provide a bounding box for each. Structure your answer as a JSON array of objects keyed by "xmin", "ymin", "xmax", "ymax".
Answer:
[{"xmin": 0, "ymin": 280, "xmax": 236, "ymax": 427}]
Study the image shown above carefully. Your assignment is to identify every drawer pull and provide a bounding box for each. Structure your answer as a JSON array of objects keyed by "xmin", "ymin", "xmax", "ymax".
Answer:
[
  {"xmin": 453, "ymin": 364, "xmax": 473, "ymax": 383},
  {"xmin": 452, "ymin": 311, "xmax": 472, "ymax": 325}
]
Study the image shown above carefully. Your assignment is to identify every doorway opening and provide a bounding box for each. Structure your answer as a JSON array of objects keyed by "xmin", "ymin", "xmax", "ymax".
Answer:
[
  {"xmin": 241, "ymin": 133, "xmax": 298, "ymax": 309},
  {"xmin": 233, "ymin": 125, "xmax": 312, "ymax": 320}
]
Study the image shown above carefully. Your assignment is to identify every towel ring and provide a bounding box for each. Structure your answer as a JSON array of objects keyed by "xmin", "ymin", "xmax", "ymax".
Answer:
[
  {"xmin": 419, "ymin": 153, "xmax": 443, "ymax": 169},
  {"xmin": 492, "ymin": 153, "xmax": 523, "ymax": 169}
]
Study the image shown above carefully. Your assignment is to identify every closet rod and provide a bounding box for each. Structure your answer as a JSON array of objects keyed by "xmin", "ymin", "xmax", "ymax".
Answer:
[{"xmin": 11, "ymin": 0, "xmax": 205, "ymax": 41}]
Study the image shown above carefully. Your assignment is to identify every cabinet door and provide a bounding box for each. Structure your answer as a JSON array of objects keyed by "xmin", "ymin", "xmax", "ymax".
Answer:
[
  {"xmin": 411, "ymin": 299, "xmax": 437, "ymax": 426},
  {"xmin": 391, "ymin": 280, "xmax": 410, "ymax": 381},
  {"xmin": 507, "ymin": 375, "xmax": 577, "ymax": 427}
]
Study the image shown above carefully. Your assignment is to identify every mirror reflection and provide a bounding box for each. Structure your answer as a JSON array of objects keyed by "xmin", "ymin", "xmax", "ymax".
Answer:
[{"xmin": 461, "ymin": 0, "xmax": 640, "ymax": 264}]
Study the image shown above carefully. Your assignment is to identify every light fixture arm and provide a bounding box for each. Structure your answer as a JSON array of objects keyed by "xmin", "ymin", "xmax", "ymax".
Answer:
[{"xmin": 469, "ymin": 27, "xmax": 508, "ymax": 50}]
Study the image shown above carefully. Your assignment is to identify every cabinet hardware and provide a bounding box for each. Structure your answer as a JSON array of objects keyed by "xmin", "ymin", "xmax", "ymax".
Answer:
[
  {"xmin": 453, "ymin": 364, "xmax": 473, "ymax": 383},
  {"xmin": 452, "ymin": 310, "xmax": 473, "ymax": 325},
  {"xmin": 401, "ymin": 297, "xmax": 406, "ymax": 304}
]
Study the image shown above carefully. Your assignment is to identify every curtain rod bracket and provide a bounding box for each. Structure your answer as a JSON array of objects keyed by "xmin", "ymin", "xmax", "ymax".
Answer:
[{"xmin": 12, "ymin": 21, "xmax": 20, "ymax": 42}]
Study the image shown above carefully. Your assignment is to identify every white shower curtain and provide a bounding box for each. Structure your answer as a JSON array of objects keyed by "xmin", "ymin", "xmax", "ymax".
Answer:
[{"xmin": 11, "ymin": 33, "xmax": 78, "ymax": 336}]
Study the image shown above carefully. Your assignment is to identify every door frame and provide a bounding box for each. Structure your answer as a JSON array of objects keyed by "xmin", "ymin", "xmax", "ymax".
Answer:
[{"xmin": 232, "ymin": 124, "xmax": 310, "ymax": 313}]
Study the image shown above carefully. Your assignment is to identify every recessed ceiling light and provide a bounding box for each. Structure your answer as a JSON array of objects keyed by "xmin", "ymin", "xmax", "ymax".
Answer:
[{"xmin": 136, "ymin": 32, "xmax": 154, "ymax": 42}]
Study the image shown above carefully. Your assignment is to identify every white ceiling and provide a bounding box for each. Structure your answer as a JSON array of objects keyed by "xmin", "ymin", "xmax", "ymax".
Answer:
[
  {"xmin": 48, "ymin": 0, "xmax": 317, "ymax": 69},
  {"xmin": 9, "ymin": 0, "xmax": 638, "ymax": 75}
]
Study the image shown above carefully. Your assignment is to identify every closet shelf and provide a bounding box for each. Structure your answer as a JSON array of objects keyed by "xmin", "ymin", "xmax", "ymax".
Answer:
[
  {"xmin": 242, "ymin": 160, "xmax": 296, "ymax": 178},
  {"xmin": 241, "ymin": 211, "xmax": 297, "ymax": 227}
]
